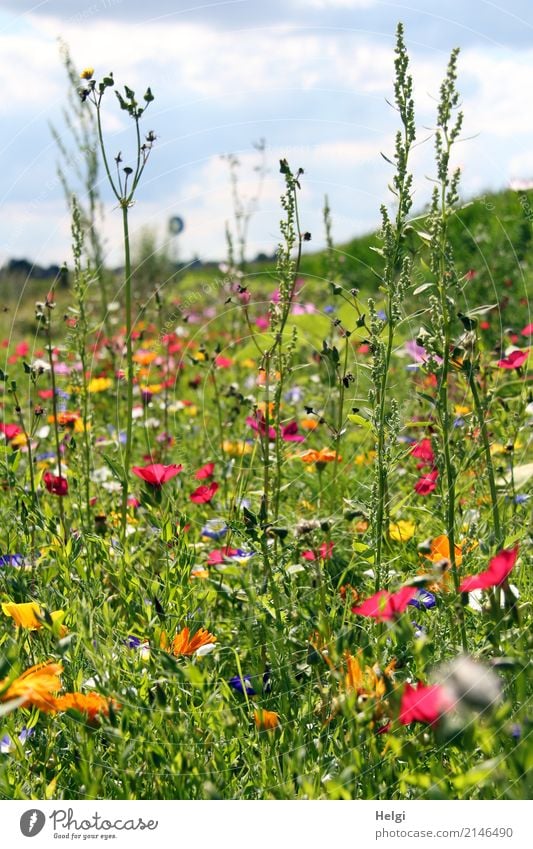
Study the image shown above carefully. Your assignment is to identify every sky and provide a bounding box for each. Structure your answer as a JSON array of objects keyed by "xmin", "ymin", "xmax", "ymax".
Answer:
[{"xmin": 1, "ymin": 0, "xmax": 533, "ymax": 268}]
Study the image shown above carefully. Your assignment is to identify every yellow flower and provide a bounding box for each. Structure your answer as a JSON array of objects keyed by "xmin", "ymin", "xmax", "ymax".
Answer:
[
  {"xmin": 80, "ymin": 67, "xmax": 94, "ymax": 80},
  {"xmin": 0, "ymin": 661, "xmax": 63, "ymax": 712},
  {"xmin": 389, "ymin": 520, "xmax": 415, "ymax": 543},
  {"xmin": 223, "ymin": 440, "xmax": 252, "ymax": 456},
  {"xmin": 184, "ymin": 405, "xmax": 198, "ymax": 417},
  {"xmin": 355, "ymin": 450, "xmax": 376, "ymax": 465},
  {"xmin": 141, "ymin": 383, "xmax": 163, "ymax": 395},
  {"xmin": 454, "ymin": 404, "xmax": 471, "ymax": 416},
  {"xmin": 241, "ymin": 358, "xmax": 256, "ymax": 368},
  {"xmin": 11, "ymin": 433, "xmax": 28, "ymax": 447},
  {"xmin": 253, "ymin": 708, "xmax": 280, "ymax": 731},
  {"xmin": 2, "ymin": 601, "xmax": 67, "ymax": 635},
  {"xmin": 88, "ymin": 377, "xmax": 112, "ymax": 393}
]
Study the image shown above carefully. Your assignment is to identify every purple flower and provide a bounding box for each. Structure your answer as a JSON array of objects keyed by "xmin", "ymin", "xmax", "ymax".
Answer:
[
  {"xmin": 408, "ymin": 589, "xmax": 436, "ymax": 610},
  {"xmin": 229, "ymin": 675, "xmax": 257, "ymax": 696}
]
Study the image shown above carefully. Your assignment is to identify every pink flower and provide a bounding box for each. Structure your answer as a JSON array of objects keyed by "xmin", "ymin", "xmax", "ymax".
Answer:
[
  {"xmin": 207, "ymin": 546, "xmax": 238, "ymax": 565},
  {"xmin": 281, "ymin": 421, "xmax": 305, "ymax": 443},
  {"xmin": 352, "ymin": 586, "xmax": 416, "ymax": 621},
  {"xmin": 195, "ymin": 462, "xmax": 215, "ymax": 480},
  {"xmin": 459, "ymin": 546, "xmax": 519, "ymax": 593},
  {"xmin": 0, "ymin": 423, "xmax": 22, "ymax": 441},
  {"xmin": 246, "ymin": 412, "xmax": 276, "ymax": 440},
  {"xmin": 214, "ymin": 355, "xmax": 232, "ymax": 368},
  {"xmin": 414, "ymin": 469, "xmax": 438, "ymax": 495},
  {"xmin": 190, "ymin": 481, "xmax": 219, "ymax": 504},
  {"xmin": 43, "ymin": 472, "xmax": 68, "ymax": 496},
  {"xmin": 132, "ymin": 464, "xmax": 183, "ymax": 486},
  {"xmin": 497, "ymin": 349, "xmax": 528, "ymax": 369},
  {"xmin": 399, "ymin": 682, "xmax": 452, "ymax": 726},
  {"xmin": 521, "ymin": 323, "xmax": 533, "ymax": 337},
  {"xmin": 302, "ymin": 541, "xmax": 334, "ymax": 561}
]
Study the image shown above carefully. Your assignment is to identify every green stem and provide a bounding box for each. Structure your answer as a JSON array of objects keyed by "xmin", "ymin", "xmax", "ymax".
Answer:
[
  {"xmin": 468, "ymin": 366, "xmax": 502, "ymax": 548},
  {"xmin": 120, "ymin": 203, "xmax": 134, "ymax": 540}
]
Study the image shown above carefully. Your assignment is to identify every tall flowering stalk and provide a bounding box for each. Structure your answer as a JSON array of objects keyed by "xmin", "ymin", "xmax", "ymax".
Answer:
[
  {"xmin": 424, "ymin": 48, "xmax": 467, "ymax": 649},
  {"xmin": 369, "ymin": 23, "xmax": 415, "ymax": 590},
  {"xmin": 80, "ymin": 69, "xmax": 156, "ymax": 540}
]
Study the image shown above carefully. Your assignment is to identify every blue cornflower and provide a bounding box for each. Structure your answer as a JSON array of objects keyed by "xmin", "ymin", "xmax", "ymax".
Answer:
[
  {"xmin": 408, "ymin": 589, "xmax": 436, "ymax": 610},
  {"xmin": 0, "ymin": 554, "xmax": 24, "ymax": 567},
  {"xmin": 201, "ymin": 519, "xmax": 228, "ymax": 541},
  {"xmin": 229, "ymin": 675, "xmax": 257, "ymax": 696}
]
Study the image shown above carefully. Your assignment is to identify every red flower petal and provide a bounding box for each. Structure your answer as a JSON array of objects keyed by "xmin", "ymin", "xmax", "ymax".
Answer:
[{"xmin": 459, "ymin": 546, "xmax": 519, "ymax": 592}]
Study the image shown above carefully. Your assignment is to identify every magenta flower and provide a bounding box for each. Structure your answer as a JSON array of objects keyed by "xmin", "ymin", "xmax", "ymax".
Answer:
[
  {"xmin": 399, "ymin": 682, "xmax": 452, "ymax": 726},
  {"xmin": 459, "ymin": 546, "xmax": 519, "ymax": 593},
  {"xmin": 497, "ymin": 349, "xmax": 528, "ymax": 369},
  {"xmin": 280, "ymin": 421, "xmax": 305, "ymax": 442},
  {"xmin": 352, "ymin": 586, "xmax": 416, "ymax": 621}
]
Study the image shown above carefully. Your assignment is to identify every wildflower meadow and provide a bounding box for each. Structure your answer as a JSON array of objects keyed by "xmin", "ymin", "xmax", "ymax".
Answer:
[{"xmin": 0, "ymin": 23, "xmax": 531, "ymax": 803}]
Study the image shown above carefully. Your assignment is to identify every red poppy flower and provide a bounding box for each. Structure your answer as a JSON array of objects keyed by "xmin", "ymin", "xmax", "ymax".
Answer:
[
  {"xmin": 414, "ymin": 469, "xmax": 438, "ymax": 495},
  {"xmin": 190, "ymin": 481, "xmax": 219, "ymax": 504},
  {"xmin": 459, "ymin": 546, "xmax": 519, "ymax": 593},
  {"xmin": 43, "ymin": 472, "xmax": 68, "ymax": 496},
  {"xmin": 281, "ymin": 421, "xmax": 305, "ymax": 443},
  {"xmin": 399, "ymin": 682, "xmax": 452, "ymax": 726},
  {"xmin": 132, "ymin": 463, "xmax": 183, "ymax": 486},
  {"xmin": 195, "ymin": 462, "xmax": 215, "ymax": 480},
  {"xmin": 497, "ymin": 349, "xmax": 528, "ymax": 369},
  {"xmin": 410, "ymin": 437, "xmax": 434, "ymax": 467},
  {"xmin": 352, "ymin": 586, "xmax": 416, "ymax": 621}
]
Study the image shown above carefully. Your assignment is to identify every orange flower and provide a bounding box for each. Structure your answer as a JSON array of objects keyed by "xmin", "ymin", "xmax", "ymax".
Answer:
[
  {"xmin": 424, "ymin": 534, "xmax": 463, "ymax": 566},
  {"xmin": 300, "ymin": 418, "xmax": 318, "ymax": 430},
  {"xmin": 133, "ymin": 350, "xmax": 157, "ymax": 366},
  {"xmin": 53, "ymin": 692, "xmax": 118, "ymax": 721},
  {"xmin": 170, "ymin": 626, "xmax": 217, "ymax": 657},
  {"xmin": 299, "ymin": 448, "xmax": 340, "ymax": 465},
  {"xmin": 0, "ymin": 661, "xmax": 63, "ymax": 712},
  {"xmin": 253, "ymin": 708, "xmax": 280, "ymax": 731}
]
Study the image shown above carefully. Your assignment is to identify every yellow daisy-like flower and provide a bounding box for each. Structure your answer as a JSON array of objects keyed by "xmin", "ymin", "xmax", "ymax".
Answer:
[
  {"xmin": 389, "ymin": 519, "xmax": 415, "ymax": 543},
  {"xmin": 88, "ymin": 377, "xmax": 112, "ymax": 393},
  {"xmin": 2, "ymin": 601, "xmax": 67, "ymax": 635},
  {"xmin": 80, "ymin": 67, "xmax": 94, "ymax": 80}
]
